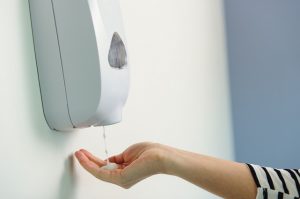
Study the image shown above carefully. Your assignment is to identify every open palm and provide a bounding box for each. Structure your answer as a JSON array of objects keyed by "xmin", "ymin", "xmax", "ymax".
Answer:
[{"xmin": 75, "ymin": 142, "xmax": 165, "ymax": 188}]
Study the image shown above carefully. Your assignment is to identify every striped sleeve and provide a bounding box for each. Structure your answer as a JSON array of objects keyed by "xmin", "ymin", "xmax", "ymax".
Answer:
[{"xmin": 246, "ymin": 164, "xmax": 300, "ymax": 199}]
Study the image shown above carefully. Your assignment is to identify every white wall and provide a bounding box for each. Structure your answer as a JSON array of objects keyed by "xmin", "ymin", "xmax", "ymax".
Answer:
[{"xmin": 0, "ymin": 0, "xmax": 233, "ymax": 198}]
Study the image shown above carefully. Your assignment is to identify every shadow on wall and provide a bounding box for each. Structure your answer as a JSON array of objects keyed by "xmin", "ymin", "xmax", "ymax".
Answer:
[
  {"xmin": 19, "ymin": 1, "xmax": 78, "ymax": 198},
  {"xmin": 58, "ymin": 155, "xmax": 78, "ymax": 199}
]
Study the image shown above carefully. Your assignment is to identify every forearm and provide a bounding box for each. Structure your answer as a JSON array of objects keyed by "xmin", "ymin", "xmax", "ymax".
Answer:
[
  {"xmin": 76, "ymin": 142, "xmax": 299, "ymax": 198},
  {"xmin": 161, "ymin": 146, "xmax": 257, "ymax": 199}
]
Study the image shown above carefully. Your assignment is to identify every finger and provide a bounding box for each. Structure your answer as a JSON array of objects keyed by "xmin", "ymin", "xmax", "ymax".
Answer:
[
  {"xmin": 109, "ymin": 153, "xmax": 125, "ymax": 164},
  {"xmin": 79, "ymin": 149, "xmax": 106, "ymax": 166},
  {"xmin": 75, "ymin": 151, "xmax": 100, "ymax": 176},
  {"xmin": 75, "ymin": 151, "xmax": 123, "ymax": 185}
]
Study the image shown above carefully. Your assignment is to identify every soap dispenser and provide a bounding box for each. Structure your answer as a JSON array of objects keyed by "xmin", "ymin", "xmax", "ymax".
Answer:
[{"xmin": 29, "ymin": 0, "xmax": 129, "ymax": 131}]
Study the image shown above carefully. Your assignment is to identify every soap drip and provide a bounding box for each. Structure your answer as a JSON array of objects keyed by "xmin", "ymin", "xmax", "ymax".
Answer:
[
  {"xmin": 100, "ymin": 126, "xmax": 118, "ymax": 170},
  {"xmin": 102, "ymin": 126, "xmax": 110, "ymax": 165}
]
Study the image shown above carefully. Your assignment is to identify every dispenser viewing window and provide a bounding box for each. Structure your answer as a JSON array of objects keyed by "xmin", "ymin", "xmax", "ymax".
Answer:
[
  {"xmin": 109, "ymin": 32, "xmax": 127, "ymax": 69},
  {"xmin": 29, "ymin": 0, "xmax": 129, "ymax": 131}
]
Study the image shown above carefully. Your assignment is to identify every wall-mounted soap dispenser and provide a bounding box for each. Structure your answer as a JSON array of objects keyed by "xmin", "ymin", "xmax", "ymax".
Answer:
[{"xmin": 29, "ymin": 0, "xmax": 129, "ymax": 131}]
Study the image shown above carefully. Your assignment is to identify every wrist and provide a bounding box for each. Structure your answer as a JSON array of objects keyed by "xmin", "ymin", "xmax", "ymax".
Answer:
[{"xmin": 155, "ymin": 144, "xmax": 183, "ymax": 175}]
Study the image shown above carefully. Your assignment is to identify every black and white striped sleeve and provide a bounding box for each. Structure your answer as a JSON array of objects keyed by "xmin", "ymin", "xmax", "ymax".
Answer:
[{"xmin": 246, "ymin": 164, "xmax": 300, "ymax": 199}]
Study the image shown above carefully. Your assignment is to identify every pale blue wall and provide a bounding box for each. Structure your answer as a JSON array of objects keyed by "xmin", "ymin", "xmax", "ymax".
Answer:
[{"xmin": 224, "ymin": 0, "xmax": 300, "ymax": 168}]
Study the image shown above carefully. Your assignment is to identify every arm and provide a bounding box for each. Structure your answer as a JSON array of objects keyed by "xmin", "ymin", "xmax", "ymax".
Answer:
[
  {"xmin": 162, "ymin": 146, "xmax": 257, "ymax": 198},
  {"xmin": 75, "ymin": 142, "xmax": 257, "ymax": 198}
]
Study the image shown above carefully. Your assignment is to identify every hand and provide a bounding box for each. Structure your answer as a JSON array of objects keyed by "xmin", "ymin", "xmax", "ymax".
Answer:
[
  {"xmin": 75, "ymin": 142, "xmax": 257, "ymax": 198},
  {"xmin": 75, "ymin": 142, "xmax": 167, "ymax": 189}
]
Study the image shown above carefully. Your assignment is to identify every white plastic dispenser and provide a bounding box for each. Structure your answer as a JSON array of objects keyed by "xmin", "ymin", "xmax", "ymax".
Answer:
[{"xmin": 29, "ymin": 0, "xmax": 129, "ymax": 131}]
